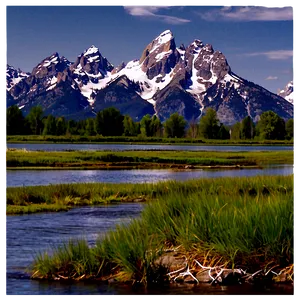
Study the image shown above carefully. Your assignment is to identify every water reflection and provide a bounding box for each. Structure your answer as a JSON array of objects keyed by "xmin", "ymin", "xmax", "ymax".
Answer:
[{"xmin": 7, "ymin": 165, "xmax": 293, "ymax": 187}]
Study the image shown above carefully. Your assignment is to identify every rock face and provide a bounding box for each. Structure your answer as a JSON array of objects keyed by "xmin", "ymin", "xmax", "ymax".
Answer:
[
  {"xmin": 278, "ymin": 81, "xmax": 293, "ymax": 104},
  {"xmin": 93, "ymin": 75, "xmax": 155, "ymax": 120},
  {"xmin": 139, "ymin": 30, "xmax": 181, "ymax": 80},
  {"xmin": 6, "ymin": 30, "xmax": 293, "ymax": 123}
]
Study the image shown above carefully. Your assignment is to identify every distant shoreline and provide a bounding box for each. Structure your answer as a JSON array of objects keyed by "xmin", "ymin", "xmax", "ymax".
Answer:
[{"xmin": 6, "ymin": 135, "xmax": 293, "ymax": 146}]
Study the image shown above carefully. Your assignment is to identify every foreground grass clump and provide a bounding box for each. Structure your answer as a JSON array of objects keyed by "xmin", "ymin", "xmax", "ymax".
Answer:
[
  {"xmin": 31, "ymin": 175, "xmax": 293, "ymax": 284},
  {"xmin": 7, "ymin": 175, "xmax": 293, "ymax": 214},
  {"xmin": 6, "ymin": 149, "xmax": 293, "ymax": 169},
  {"xmin": 7, "ymin": 134, "xmax": 294, "ymax": 145}
]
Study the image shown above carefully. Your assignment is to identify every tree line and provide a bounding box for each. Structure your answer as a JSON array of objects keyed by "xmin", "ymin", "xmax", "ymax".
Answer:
[{"xmin": 7, "ymin": 105, "xmax": 293, "ymax": 140}]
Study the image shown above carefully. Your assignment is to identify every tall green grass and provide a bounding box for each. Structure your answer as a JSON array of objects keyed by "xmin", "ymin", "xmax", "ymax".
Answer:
[
  {"xmin": 31, "ymin": 175, "xmax": 293, "ymax": 284},
  {"xmin": 7, "ymin": 175, "xmax": 293, "ymax": 214}
]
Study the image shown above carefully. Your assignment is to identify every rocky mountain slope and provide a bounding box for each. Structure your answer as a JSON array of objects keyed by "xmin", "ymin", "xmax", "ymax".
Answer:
[{"xmin": 6, "ymin": 30, "xmax": 293, "ymax": 124}]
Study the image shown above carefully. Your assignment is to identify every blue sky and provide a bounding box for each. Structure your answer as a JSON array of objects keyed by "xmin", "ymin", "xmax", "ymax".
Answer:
[{"xmin": 6, "ymin": 5, "xmax": 293, "ymax": 93}]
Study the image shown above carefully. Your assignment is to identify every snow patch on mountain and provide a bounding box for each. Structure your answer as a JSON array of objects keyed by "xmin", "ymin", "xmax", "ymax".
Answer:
[
  {"xmin": 76, "ymin": 76, "xmax": 113, "ymax": 103},
  {"xmin": 111, "ymin": 59, "xmax": 175, "ymax": 103},
  {"xmin": 46, "ymin": 76, "xmax": 58, "ymax": 91},
  {"xmin": 155, "ymin": 50, "xmax": 172, "ymax": 61},
  {"xmin": 150, "ymin": 30, "xmax": 173, "ymax": 54},
  {"xmin": 43, "ymin": 56, "xmax": 59, "ymax": 67}
]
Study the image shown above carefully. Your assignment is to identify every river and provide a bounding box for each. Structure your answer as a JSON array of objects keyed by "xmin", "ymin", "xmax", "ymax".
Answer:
[
  {"xmin": 6, "ymin": 165, "xmax": 293, "ymax": 187},
  {"xmin": 6, "ymin": 143, "xmax": 293, "ymax": 152}
]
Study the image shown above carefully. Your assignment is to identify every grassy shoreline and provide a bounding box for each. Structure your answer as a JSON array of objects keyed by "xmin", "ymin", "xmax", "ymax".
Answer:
[
  {"xmin": 30, "ymin": 175, "xmax": 293, "ymax": 285},
  {"xmin": 6, "ymin": 174, "xmax": 293, "ymax": 215},
  {"xmin": 7, "ymin": 135, "xmax": 293, "ymax": 145},
  {"xmin": 6, "ymin": 149, "xmax": 293, "ymax": 170}
]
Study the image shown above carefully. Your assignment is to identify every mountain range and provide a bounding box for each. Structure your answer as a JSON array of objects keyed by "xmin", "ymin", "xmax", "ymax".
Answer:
[{"xmin": 6, "ymin": 30, "xmax": 293, "ymax": 124}]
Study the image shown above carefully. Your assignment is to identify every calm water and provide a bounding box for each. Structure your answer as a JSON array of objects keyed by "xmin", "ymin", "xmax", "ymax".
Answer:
[
  {"xmin": 6, "ymin": 204, "xmax": 142, "ymax": 295},
  {"xmin": 7, "ymin": 165, "xmax": 293, "ymax": 187},
  {"xmin": 6, "ymin": 204, "xmax": 293, "ymax": 295},
  {"xmin": 6, "ymin": 143, "xmax": 293, "ymax": 152}
]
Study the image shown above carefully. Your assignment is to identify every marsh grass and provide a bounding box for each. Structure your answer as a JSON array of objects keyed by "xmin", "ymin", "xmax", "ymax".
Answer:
[
  {"xmin": 31, "ymin": 175, "xmax": 293, "ymax": 284},
  {"xmin": 6, "ymin": 149, "xmax": 293, "ymax": 169},
  {"xmin": 7, "ymin": 175, "xmax": 293, "ymax": 214},
  {"xmin": 6, "ymin": 204, "xmax": 69, "ymax": 214},
  {"xmin": 7, "ymin": 134, "xmax": 293, "ymax": 145}
]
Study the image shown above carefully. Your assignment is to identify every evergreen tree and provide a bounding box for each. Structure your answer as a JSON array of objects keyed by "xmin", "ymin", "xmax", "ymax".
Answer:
[
  {"xmin": 123, "ymin": 115, "xmax": 139, "ymax": 136},
  {"xmin": 43, "ymin": 115, "xmax": 56, "ymax": 135},
  {"xmin": 256, "ymin": 111, "xmax": 286, "ymax": 140},
  {"xmin": 26, "ymin": 106, "xmax": 44, "ymax": 135},
  {"xmin": 56, "ymin": 117, "xmax": 66, "ymax": 136},
  {"xmin": 77, "ymin": 120, "xmax": 87, "ymax": 136},
  {"xmin": 140, "ymin": 114, "xmax": 152, "ymax": 137},
  {"xmin": 218, "ymin": 123, "xmax": 230, "ymax": 139},
  {"xmin": 164, "ymin": 113, "xmax": 187, "ymax": 138},
  {"xmin": 7, "ymin": 105, "xmax": 24, "ymax": 135},
  {"xmin": 85, "ymin": 118, "xmax": 96, "ymax": 136},
  {"xmin": 66, "ymin": 119, "xmax": 78, "ymax": 135},
  {"xmin": 95, "ymin": 107, "xmax": 124, "ymax": 136},
  {"xmin": 230, "ymin": 122, "xmax": 241, "ymax": 140},
  {"xmin": 199, "ymin": 108, "xmax": 220, "ymax": 139},
  {"xmin": 149, "ymin": 115, "xmax": 162, "ymax": 137},
  {"xmin": 285, "ymin": 119, "xmax": 293, "ymax": 140},
  {"xmin": 187, "ymin": 117, "xmax": 199, "ymax": 139},
  {"xmin": 241, "ymin": 116, "xmax": 255, "ymax": 139}
]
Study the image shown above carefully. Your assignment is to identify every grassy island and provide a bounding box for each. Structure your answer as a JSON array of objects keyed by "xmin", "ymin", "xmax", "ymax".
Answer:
[{"xmin": 6, "ymin": 149, "xmax": 293, "ymax": 170}]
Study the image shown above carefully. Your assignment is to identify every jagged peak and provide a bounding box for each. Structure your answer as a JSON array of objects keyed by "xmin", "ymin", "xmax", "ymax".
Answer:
[
  {"xmin": 202, "ymin": 44, "xmax": 214, "ymax": 52},
  {"xmin": 84, "ymin": 45, "xmax": 100, "ymax": 57},
  {"xmin": 49, "ymin": 52, "xmax": 59, "ymax": 58},
  {"xmin": 6, "ymin": 64, "xmax": 16, "ymax": 72},
  {"xmin": 161, "ymin": 29, "xmax": 172, "ymax": 35},
  {"xmin": 179, "ymin": 43, "xmax": 186, "ymax": 51},
  {"xmin": 152, "ymin": 30, "xmax": 174, "ymax": 50},
  {"xmin": 6, "ymin": 64, "xmax": 29, "ymax": 77}
]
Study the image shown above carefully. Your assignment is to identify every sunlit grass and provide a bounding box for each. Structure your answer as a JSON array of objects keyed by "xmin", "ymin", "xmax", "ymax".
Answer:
[
  {"xmin": 6, "ymin": 149, "xmax": 293, "ymax": 169},
  {"xmin": 31, "ymin": 175, "xmax": 293, "ymax": 284},
  {"xmin": 7, "ymin": 175, "xmax": 293, "ymax": 214}
]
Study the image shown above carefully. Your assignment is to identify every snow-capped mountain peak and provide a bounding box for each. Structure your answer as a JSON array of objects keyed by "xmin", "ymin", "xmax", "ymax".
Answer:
[
  {"xmin": 278, "ymin": 81, "xmax": 293, "ymax": 104},
  {"xmin": 70, "ymin": 45, "xmax": 114, "ymax": 105},
  {"xmin": 83, "ymin": 45, "xmax": 99, "ymax": 56},
  {"xmin": 6, "ymin": 64, "xmax": 30, "ymax": 90},
  {"xmin": 150, "ymin": 30, "xmax": 174, "ymax": 53}
]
